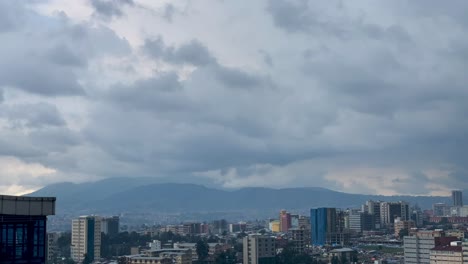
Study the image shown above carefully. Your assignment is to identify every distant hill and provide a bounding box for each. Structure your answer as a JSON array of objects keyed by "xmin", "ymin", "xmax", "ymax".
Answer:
[{"xmin": 27, "ymin": 177, "xmax": 456, "ymax": 216}]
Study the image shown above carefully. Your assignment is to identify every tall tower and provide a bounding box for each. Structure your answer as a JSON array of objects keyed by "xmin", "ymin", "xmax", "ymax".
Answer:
[
  {"xmin": 452, "ymin": 190, "xmax": 463, "ymax": 206},
  {"xmin": 71, "ymin": 216, "xmax": 102, "ymax": 263}
]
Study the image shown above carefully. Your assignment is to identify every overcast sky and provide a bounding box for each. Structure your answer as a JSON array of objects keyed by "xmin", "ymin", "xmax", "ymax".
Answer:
[{"xmin": 1, "ymin": 0, "xmax": 467, "ymax": 196}]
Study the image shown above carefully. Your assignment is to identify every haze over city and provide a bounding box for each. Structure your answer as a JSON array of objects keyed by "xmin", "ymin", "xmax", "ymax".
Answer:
[{"xmin": 1, "ymin": 0, "xmax": 468, "ymax": 197}]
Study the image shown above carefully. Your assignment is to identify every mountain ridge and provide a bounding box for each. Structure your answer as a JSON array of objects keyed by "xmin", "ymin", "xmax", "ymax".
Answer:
[{"xmin": 27, "ymin": 177, "xmax": 458, "ymax": 216}]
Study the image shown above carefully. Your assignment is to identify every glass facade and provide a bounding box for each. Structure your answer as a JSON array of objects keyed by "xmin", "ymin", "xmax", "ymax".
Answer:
[
  {"xmin": 311, "ymin": 208, "xmax": 328, "ymax": 246},
  {"xmin": 0, "ymin": 215, "xmax": 46, "ymax": 264}
]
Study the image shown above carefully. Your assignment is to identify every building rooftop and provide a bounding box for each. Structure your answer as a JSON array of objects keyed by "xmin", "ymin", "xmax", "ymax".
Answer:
[
  {"xmin": 330, "ymin": 248, "xmax": 355, "ymax": 253},
  {"xmin": 431, "ymin": 245, "xmax": 462, "ymax": 252},
  {"xmin": 0, "ymin": 195, "xmax": 56, "ymax": 216}
]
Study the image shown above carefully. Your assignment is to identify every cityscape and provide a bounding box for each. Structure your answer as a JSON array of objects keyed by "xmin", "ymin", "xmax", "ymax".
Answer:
[
  {"xmin": 3, "ymin": 190, "xmax": 468, "ymax": 263},
  {"xmin": 1, "ymin": 1, "xmax": 468, "ymax": 264}
]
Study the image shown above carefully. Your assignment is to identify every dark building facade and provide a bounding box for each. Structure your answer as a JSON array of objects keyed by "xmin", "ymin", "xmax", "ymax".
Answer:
[
  {"xmin": 102, "ymin": 216, "xmax": 120, "ymax": 236},
  {"xmin": 0, "ymin": 195, "xmax": 56, "ymax": 264},
  {"xmin": 452, "ymin": 190, "xmax": 463, "ymax": 206}
]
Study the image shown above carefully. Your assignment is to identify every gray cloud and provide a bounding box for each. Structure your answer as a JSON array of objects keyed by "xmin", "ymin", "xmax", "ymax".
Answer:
[
  {"xmin": 1, "ymin": 0, "xmax": 468, "ymax": 195},
  {"xmin": 46, "ymin": 44, "xmax": 88, "ymax": 67},
  {"xmin": 90, "ymin": 0, "xmax": 134, "ymax": 18},
  {"xmin": 163, "ymin": 4, "xmax": 176, "ymax": 23},
  {"xmin": 0, "ymin": 103, "xmax": 66, "ymax": 128},
  {"xmin": 143, "ymin": 37, "xmax": 215, "ymax": 66}
]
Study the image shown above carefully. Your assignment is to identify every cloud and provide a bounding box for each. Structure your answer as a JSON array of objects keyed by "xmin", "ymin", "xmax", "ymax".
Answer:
[
  {"xmin": 0, "ymin": 102, "xmax": 66, "ymax": 128},
  {"xmin": 143, "ymin": 37, "xmax": 215, "ymax": 66},
  {"xmin": 1, "ymin": 0, "xmax": 468, "ymax": 196},
  {"xmin": 90, "ymin": 0, "xmax": 134, "ymax": 18},
  {"xmin": 0, "ymin": 156, "xmax": 57, "ymax": 195}
]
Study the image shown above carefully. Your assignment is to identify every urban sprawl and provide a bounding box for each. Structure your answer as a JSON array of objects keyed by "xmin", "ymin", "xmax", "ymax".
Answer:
[{"xmin": 2, "ymin": 191, "xmax": 468, "ymax": 264}]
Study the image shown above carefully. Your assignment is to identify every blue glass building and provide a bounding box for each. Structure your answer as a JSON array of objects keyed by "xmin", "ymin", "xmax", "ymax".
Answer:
[
  {"xmin": 310, "ymin": 208, "xmax": 331, "ymax": 246},
  {"xmin": 0, "ymin": 195, "xmax": 56, "ymax": 264}
]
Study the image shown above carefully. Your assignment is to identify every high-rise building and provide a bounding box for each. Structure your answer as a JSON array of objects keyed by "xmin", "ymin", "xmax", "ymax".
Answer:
[
  {"xmin": 71, "ymin": 216, "xmax": 102, "ymax": 263},
  {"xmin": 380, "ymin": 201, "xmax": 409, "ymax": 227},
  {"xmin": 212, "ymin": 219, "xmax": 228, "ymax": 234},
  {"xmin": 243, "ymin": 234, "xmax": 276, "ymax": 264},
  {"xmin": 404, "ymin": 230, "xmax": 457, "ymax": 264},
  {"xmin": 452, "ymin": 190, "xmax": 463, "ymax": 207},
  {"xmin": 279, "ymin": 210, "xmax": 291, "ymax": 232},
  {"xmin": 101, "ymin": 216, "xmax": 120, "ymax": 236},
  {"xmin": 0, "ymin": 195, "xmax": 56, "ymax": 264},
  {"xmin": 364, "ymin": 200, "xmax": 381, "ymax": 230},
  {"xmin": 433, "ymin": 203, "xmax": 450, "ymax": 217},
  {"xmin": 310, "ymin": 208, "xmax": 349, "ymax": 246},
  {"xmin": 348, "ymin": 209, "xmax": 373, "ymax": 233}
]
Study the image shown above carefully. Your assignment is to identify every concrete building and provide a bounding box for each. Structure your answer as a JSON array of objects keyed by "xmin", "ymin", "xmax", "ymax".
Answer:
[
  {"xmin": 0, "ymin": 195, "xmax": 56, "ymax": 264},
  {"xmin": 212, "ymin": 219, "xmax": 228, "ymax": 234},
  {"xmin": 230, "ymin": 222, "xmax": 247, "ymax": 233},
  {"xmin": 71, "ymin": 216, "xmax": 102, "ymax": 263},
  {"xmin": 120, "ymin": 249, "xmax": 192, "ymax": 264},
  {"xmin": 363, "ymin": 200, "xmax": 381, "ymax": 230},
  {"xmin": 394, "ymin": 218, "xmax": 415, "ymax": 237},
  {"xmin": 380, "ymin": 201, "xmax": 409, "ymax": 228},
  {"xmin": 298, "ymin": 216, "xmax": 311, "ymax": 230},
  {"xmin": 101, "ymin": 216, "xmax": 119, "ymax": 236},
  {"xmin": 430, "ymin": 242, "xmax": 463, "ymax": 264},
  {"xmin": 149, "ymin": 240, "xmax": 162, "ymax": 250},
  {"xmin": 279, "ymin": 210, "xmax": 291, "ymax": 232},
  {"xmin": 433, "ymin": 203, "xmax": 451, "ymax": 217},
  {"xmin": 310, "ymin": 208, "xmax": 349, "ymax": 246},
  {"xmin": 269, "ymin": 220, "xmax": 280, "ymax": 233},
  {"xmin": 47, "ymin": 232, "xmax": 61, "ymax": 262},
  {"xmin": 290, "ymin": 227, "xmax": 310, "ymax": 252},
  {"xmin": 290, "ymin": 214, "xmax": 299, "ymax": 228},
  {"xmin": 243, "ymin": 234, "xmax": 276, "ymax": 264},
  {"xmin": 329, "ymin": 248, "xmax": 357, "ymax": 263},
  {"xmin": 161, "ymin": 225, "xmax": 191, "ymax": 236},
  {"xmin": 452, "ymin": 190, "xmax": 463, "ymax": 207},
  {"xmin": 404, "ymin": 230, "xmax": 458, "ymax": 264},
  {"xmin": 348, "ymin": 209, "xmax": 372, "ymax": 233}
]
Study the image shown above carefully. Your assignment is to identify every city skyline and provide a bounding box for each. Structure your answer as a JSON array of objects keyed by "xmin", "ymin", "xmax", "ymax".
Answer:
[{"xmin": 1, "ymin": 1, "xmax": 468, "ymax": 196}]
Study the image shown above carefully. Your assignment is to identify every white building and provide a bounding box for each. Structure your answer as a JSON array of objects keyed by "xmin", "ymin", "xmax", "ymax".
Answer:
[{"xmin": 71, "ymin": 216, "xmax": 102, "ymax": 263}]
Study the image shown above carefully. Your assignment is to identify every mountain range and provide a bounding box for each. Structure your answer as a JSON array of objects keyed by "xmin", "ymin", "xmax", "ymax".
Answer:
[{"xmin": 27, "ymin": 177, "xmax": 458, "ymax": 216}]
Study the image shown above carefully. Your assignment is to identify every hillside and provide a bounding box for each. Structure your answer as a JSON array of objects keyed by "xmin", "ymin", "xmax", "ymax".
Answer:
[{"xmin": 27, "ymin": 177, "xmax": 456, "ymax": 216}]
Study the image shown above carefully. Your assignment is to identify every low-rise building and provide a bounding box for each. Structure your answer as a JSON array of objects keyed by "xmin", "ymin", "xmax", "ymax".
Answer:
[
  {"xmin": 120, "ymin": 249, "xmax": 192, "ymax": 264},
  {"xmin": 430, "ymin": 243, "xmax": 463, "ymax": 264},
  {"xmin": 394, "ymin": 218, "xmax": 415, "ymax": 237},
  {"xmin": 404, "ymin": 230, "xmax": 458, "ymax": 264},
  {"xmin": 329, "ymin": 248, "xmax": 357, "ymax": 263}
]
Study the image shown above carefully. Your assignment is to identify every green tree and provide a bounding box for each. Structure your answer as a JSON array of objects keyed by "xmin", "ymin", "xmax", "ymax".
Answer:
[{"xmin": 196, "ymin": 240, "xmax": 209, "ymax": 263}]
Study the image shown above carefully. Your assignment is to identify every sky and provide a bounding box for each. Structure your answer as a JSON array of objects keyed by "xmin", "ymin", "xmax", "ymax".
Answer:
[{"xmin": 0, "ymin": 0, "xmax": 467, "ymax": 196}]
